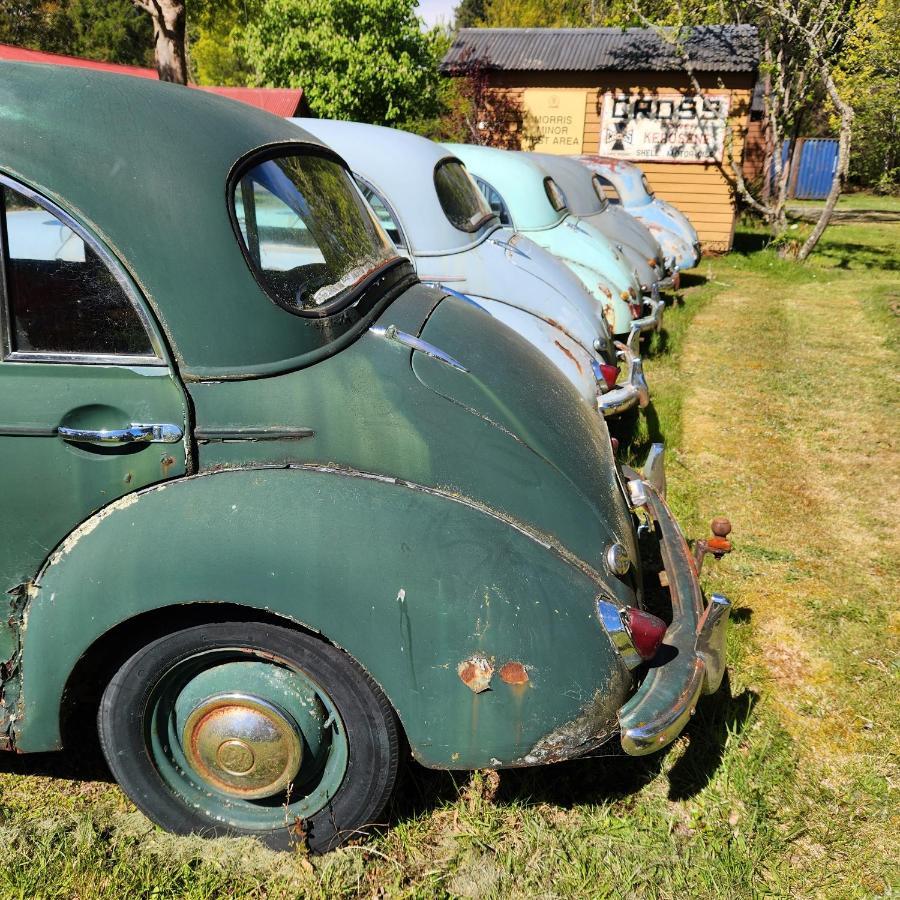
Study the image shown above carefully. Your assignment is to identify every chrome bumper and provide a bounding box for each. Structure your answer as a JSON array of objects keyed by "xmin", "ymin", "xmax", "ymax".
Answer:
[
  {"xmin": 597, "ymin": 343, "xmax": 650, "ymax": 417},
  {"xmin": 626, "ymin": 297, "xmax": 665, "ymax": 349},
  {"xmin": 617, "ymin": 448, "xmax": 731, "ymax": 755}
]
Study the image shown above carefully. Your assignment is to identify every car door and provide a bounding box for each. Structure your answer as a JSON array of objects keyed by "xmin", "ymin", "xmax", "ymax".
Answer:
[{"xmin": 0, "ymin": 176, "xmax": 190, "ymax": 651}]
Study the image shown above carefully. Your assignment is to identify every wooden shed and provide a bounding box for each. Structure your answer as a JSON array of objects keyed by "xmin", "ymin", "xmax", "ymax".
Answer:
[{"xmin": 441, "ymin": 26, "xmax": 760, "ymax": 252}]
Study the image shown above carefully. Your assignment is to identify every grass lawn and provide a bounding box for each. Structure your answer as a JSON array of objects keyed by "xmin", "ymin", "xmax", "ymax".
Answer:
[
  {"xmin": 789, "ymin": 192, "xmax": 900, "ymax": 213},
  {"xmin": 0, "ymin": 221, "xmax": 897, "ymax": 898}
]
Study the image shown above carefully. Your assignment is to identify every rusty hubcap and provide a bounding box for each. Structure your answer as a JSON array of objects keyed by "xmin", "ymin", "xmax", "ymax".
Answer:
[{"xmin": 183, "ymin": 693, "xmax": 302, "ymax": 799}]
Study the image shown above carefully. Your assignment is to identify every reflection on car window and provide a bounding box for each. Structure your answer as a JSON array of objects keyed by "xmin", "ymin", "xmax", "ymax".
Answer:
[
  {"xmin": 543, "ymin": 178, "xmax": 568, "ymax": 213},
  {"xmin": 0, "ymin": 184, "xmax": 154, "ymax": 357},
  {"xmin": 434, "ymin": 160, "xmax": 493, "ymax": 233},
  {"xmin": 598, "ymin": 175, "xmax": 621, "ymax": 204},
  {"xmin": 473, "ymin": 177, "xmax": 511, "ymax": 226},
  {"xmin": 356, "ymin": 180, "xmax": 406, "ymax": 249},
  {"xmin": 233, "ymin": 153, "xmax": 398, "ymax": 314}
]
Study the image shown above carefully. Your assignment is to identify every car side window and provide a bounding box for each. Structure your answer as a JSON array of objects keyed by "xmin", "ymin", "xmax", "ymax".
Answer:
[
  {"xmin": 0, "ymin": 183, "xmax": 155, "ymax": 359},
  {"xmin": 473, "ymin": 177, "xmax": 512, "ymax": 227},
  {"xmin": 598, "ymin": 176, "xmax": 621, "ymax": 204},
  {"xmin": 355, "ymin": 179, "xmax": 407, "ymax": 250}
]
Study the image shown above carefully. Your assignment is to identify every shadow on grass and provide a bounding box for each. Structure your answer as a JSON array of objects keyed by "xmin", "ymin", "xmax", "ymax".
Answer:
[
  {"xmin": 0, "ymin": 743, "xmax": 113, "ymax": 783},
  {"xmin": 388, "ymin": 674, "xmax": 758, "ymax": 825},
  {"xmin": 812, "ymin": 239, "xmax": 900, "ymax": 271}
]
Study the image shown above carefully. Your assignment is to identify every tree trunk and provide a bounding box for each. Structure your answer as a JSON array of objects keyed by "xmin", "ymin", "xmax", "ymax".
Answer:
[
  {"xmin": 132, "ymin": 0, "xmax": 187, "ymax": 84},
  {"xmin": 795, "ymin": 74, "xmax": 853, "ymax": 261}
]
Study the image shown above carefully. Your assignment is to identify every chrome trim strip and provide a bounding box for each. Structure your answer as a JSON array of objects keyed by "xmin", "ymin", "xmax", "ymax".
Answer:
[
  {"xmin": 4, "ymin": 350, "xmax": 163, "ymax": 367},
  {"xmin": 369, "ymin": 324, "xmax": 468, "ymax": 373},
  {"xmin": 0, "ymin": 425, "xmax": 57, "ymax": 437},
  {"xmin": 0, "ymin": 172, "xmax": 167, "ymax": 365},
  {"xmin": 194, "ymin": 427, "xmax": 315, "ymax": 443},
  {"xmin": 643, "ymin": 443, "xmax": 666, "ymax": 499},
  {"xmin": 421, "ymin": 283, "xmax": 489, "ymax": 314}
]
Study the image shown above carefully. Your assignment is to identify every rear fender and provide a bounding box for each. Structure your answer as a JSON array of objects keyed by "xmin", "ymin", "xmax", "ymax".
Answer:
[{"xmin": 19, "ymin": 467, "xmax": 632, "ymax": 767}]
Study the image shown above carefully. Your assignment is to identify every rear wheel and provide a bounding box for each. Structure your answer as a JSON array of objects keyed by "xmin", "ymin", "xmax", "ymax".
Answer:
[{"xmin": 97, "ymin": 621, "xmax": 399, "ymax": 852}]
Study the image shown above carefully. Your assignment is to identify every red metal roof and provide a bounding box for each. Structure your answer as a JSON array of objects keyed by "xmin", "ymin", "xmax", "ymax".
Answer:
[{"xmin": 0, "ymin": 43, "xmax": 307, "ymax": 116}]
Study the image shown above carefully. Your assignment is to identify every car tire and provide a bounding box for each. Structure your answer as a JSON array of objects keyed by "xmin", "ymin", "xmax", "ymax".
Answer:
[{"xmin": 97, "ymin": 621, "xmax": 399, "ymax": 853}]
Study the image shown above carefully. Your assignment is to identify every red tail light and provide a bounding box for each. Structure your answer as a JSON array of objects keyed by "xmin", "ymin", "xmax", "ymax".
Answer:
[
  {"xmin": 629, "ymin": 302, "xmax": 643, "ymax": 318},
  {"xmin": 625, "ymin": 607, "xmax": 667, "ymax": 660},
  {"xmin": 599, "ymin": 362, "xmax": 619, "ymax": 389}
]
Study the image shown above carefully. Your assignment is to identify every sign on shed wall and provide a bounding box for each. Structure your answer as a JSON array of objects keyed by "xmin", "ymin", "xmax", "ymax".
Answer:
[
  {"xmin": 599, "ymin": 92, "xmax": 730, "ymax": 163},
  {"xmin": 521, "ymin": 90, "xmax": 587, "ymax": 154}
]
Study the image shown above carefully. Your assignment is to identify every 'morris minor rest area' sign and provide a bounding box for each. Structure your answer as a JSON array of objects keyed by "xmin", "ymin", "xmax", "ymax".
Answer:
[{"xmin": 599, "ymin": 92, "xmax": 730, "ymax": 163}]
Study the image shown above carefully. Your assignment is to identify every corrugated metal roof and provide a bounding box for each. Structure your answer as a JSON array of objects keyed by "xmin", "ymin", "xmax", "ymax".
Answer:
[
  {"xmin": 0, "ymin": 43, "xmax": 307, "ymax": 116},
  {"xmin": 441, "ymin": 26, "xmax": 759, "ymax": 74}
]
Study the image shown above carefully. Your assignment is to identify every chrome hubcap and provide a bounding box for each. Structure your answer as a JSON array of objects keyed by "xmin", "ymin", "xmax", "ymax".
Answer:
[{"xmin": 183, "ymin": 692, "xmax": 303, "ymax": 799}]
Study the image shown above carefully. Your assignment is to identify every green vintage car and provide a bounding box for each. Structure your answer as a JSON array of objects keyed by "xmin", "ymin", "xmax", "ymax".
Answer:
[{"xmin": 0, "ymin": 63, "xmax": 731, "ymax": 852}]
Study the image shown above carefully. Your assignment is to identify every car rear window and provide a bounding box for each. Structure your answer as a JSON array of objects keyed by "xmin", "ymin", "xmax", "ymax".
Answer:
[
  {"xmin": 543, "ymin": 177, "xmax": 568, "ymax": 213},
  {"xmin": 434, "ymin": 160, "xmax": 494, "ymax": 233},
  {"xmin": 232, "ymin": 151, "xmax": 398, "ymax": 316}
]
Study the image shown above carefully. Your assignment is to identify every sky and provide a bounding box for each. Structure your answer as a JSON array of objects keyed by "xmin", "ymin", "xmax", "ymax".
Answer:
[{"xmin": 417, "ymin": 0, "xmax": 459, "ymax": 28}]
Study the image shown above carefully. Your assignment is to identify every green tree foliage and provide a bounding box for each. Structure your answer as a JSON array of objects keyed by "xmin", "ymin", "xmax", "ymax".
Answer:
[
  {"xmin": 453, "ymin": 0, "xmax": 485, "ymax": 28},
  {"xmin": 0, "ymin": 0, "xmax": 152, "ymax": 65},
  {"xmin": 835, "ymin": 0, "xmax": 899, "ymax": 192},
  {"xmin": 240, "ymin": 0, "xmax": 443, "ymax": 125},
  {"xmin": 190, "ymin": 0, "xmax": 261, "ymax": 86}
]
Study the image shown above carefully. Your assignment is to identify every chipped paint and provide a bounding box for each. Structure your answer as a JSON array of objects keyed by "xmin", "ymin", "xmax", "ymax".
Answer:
[
  {"xmin": 517, "ymin": 665, "xmax": 629, "ymax": 764},
  {"xmin": 45, "ymin": 492, "xmax": 140, "ymax": 569},
  {"xmin": 458, "ymin": 655, "xmax": 493, "ymax": 693},
  {"xmin": 553, "ymin": 340, "xmax": 583, "ymax": 374},
  {"xmin": 498, "ymin": 661, "xmax": 529, "ymax": 685}
]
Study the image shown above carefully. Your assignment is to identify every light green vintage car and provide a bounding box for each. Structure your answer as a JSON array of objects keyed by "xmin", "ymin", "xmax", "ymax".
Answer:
[{"xmin": 0, "ymin": 63, "xmax": 731, "ymax": 852}]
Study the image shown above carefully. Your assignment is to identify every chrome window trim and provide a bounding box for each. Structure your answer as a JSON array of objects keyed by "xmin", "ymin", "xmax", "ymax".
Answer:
[
  {"xmin": 353, "ymin": 174, "xmax": 409, "ymax": 251},
  {"xmin": 0, "ymin": 172, "xmax": 166, "ymax": 366}
]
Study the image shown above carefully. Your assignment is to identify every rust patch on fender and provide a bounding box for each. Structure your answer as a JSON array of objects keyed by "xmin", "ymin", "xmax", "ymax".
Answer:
[
  {"xmin": 553, "ymin": 341, "xmax": 583, "ymax": 374},
  {"xmin": 499, "ymin": 662, "xmax": 529, "ymax": 685},
  {"xmin": 458, "ymin": 655, "xmax": 493, "ymax": 693}
]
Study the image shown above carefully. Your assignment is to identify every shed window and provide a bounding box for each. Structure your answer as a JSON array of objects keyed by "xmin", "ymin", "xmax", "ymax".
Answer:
[
  {"xmin": 434, "ymin": 160, "xmax": 493, "ymax": 233},
  {"xmin": 472, "ymin": 177, "xmax": 512, "ymax": 227},
  {"xmin": 232, "ymin": 151, "xmax": 398, "ymax": 315},
  {"xmin": 543, "ymin": 177, "xmax": 568, "ymax": 213},
  {"xmin": 0, "ymin": 183, "xmax": 154, "ymax": 359}
]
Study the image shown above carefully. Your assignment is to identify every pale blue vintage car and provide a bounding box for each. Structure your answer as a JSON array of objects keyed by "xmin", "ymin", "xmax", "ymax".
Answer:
[
  {"xmin": 531, "ymin": 153, "xmax": 674, "ymax": 298},
  {"xmin": 447, "ymin": 144, "xmax": 655, "ymax": 344},
  {"xmin": 578, "ymin": 156, "xmax": 701, "ymax": 273},
  {"xmin": 291, "ymin": 119, "xmax": 650, "ymax": 416}
]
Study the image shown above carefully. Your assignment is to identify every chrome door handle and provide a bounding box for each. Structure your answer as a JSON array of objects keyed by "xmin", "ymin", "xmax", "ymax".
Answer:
[{"xmin": 57, "ymin": 423, "xmax": 183, "ymax": 445}]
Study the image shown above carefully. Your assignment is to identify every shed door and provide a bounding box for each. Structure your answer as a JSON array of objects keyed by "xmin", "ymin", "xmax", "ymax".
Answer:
[{"xmin": 0, "ymin": 177, "xmax": 189, "ymax": 624}]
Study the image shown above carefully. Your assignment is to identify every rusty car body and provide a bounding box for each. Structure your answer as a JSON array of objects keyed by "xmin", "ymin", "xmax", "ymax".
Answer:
[
  {"xmin": 577, "ymin": 156, "xmax": 702, "ymax": 273},
  {"xmin": 0, "ymin": 63, "xmax": 730, "ymax": 853}
]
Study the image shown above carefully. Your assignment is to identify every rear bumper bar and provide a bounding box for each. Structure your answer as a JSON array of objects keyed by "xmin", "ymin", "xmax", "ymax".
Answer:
[
  {"xmin": 597, "ymin": 344, "xmax": 650, "ymax": 417},
  {"xmin": 627, "ymin": 298, "xmax": 665, "ymax": 348},
  {"xmin": 616, "ymin": 459, "xmax": 731, "ymax": 755}
]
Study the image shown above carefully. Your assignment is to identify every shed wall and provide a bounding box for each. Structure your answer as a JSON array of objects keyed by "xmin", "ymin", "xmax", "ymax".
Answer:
[{"xmin": 484, "ymin": 70, "xmax": 755, "ymax": 253}]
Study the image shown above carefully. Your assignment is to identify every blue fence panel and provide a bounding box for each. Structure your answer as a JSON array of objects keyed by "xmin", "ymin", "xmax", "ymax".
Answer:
[
  {"xmin": 795, "ymin": 139, "xmax": 839, "ymax": 200},
  {"xmin": 769, "ymin": 138, "xmax": 839, "ymax": 200}
]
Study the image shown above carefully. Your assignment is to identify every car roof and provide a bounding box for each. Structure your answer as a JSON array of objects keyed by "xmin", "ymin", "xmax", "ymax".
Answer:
[
  {"xmin": 444, "ymin": 144, "xmax": 565, "ymax": 230},
  {"xmin": 529, "ymin": 153, "xmax": 604, "ymax": 218},
  {"xmin": 291, "ymin": 119, "xmax": 497, "ymax": 254},
  {"xmin": 0, "ymin": 61, "xmax": 342, "ymax": 379}
]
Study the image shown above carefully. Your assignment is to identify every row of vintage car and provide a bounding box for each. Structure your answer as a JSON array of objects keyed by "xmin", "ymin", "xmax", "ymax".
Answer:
[
  {"xmin": 0, "ymin": 62, "xmax": 728, "ymax": 853},
  {"xmin": 287, "ymin": 119, "xmax": 702, "ymax": 418}
]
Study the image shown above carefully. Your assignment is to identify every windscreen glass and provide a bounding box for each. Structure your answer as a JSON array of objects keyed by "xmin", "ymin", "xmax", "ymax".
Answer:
[
  {"xmin": 434, "ymin": 160, "xmax": 494, "ymax": 233},
  {"xmin": 233, "ymin": 152, "xmax": 398, "ymax": 314}
]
